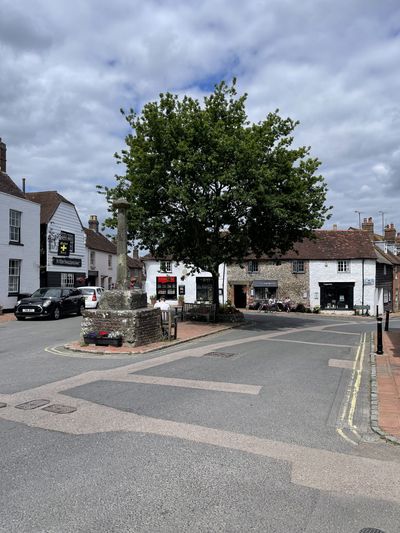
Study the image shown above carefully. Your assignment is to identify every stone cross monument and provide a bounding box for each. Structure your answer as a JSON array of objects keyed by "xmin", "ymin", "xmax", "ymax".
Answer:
[{"xmin": 112, "ymin": 197, "xmax": 130, "ymax": 290}]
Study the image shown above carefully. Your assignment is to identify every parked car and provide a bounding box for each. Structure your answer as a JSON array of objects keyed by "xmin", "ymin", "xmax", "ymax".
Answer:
[
  {"xmin": 14, "ymin": 287, "xmax": 85, "ymax": 321},
  {"xmin": 78, "ymin": 286, "xmax": 105, "ymax": 309}
]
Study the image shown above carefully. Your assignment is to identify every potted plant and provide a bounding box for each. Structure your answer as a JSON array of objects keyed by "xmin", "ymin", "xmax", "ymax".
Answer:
[{"xmin": 83, "ymin": 330, "xmax": 123, "ymax": 347}]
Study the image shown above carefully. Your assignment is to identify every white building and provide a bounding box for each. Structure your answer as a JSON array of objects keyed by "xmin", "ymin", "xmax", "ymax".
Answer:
[
  {"xmin": 307, "ymin": 230, "xmax": 377, "ymax": 314},
  {"xmin": 0, "ymin": 139, "xmax": 40, "ymax": 310},
  {"xmin": 25, "ymin": 191, "xmax": 87, "ymax": 287},
  {"xmin": 143, "ymin": 256, "xmax": 227, "ymax": 305}
]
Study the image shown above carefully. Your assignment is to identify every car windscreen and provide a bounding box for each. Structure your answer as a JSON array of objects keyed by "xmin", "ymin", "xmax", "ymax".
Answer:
[
  {"xmin": 31, "ymin": 288, "xmax": 62, "ymax": 298},
  {"xmin": 79, "ymin": 289, "xmax": 95, "ymax": 295}
]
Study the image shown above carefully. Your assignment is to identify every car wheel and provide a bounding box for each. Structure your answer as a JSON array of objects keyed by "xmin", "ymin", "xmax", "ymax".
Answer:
[
  {"xmin": 52, "ymin": 306, "xmax": 61, "ymax": 320},
  {"xmin": 16, "ymin": 316, "xmax": 26, "ymax": 321}
]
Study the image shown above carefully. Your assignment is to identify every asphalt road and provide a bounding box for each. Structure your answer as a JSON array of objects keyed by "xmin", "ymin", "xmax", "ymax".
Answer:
[{"xmin": 0, "ymin": 312, "xmax": 399, "ymax": 532}]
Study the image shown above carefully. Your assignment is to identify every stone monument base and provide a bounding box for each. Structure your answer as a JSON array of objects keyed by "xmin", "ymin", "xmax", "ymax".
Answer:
[{"xmin": 81, "ymin": 308, "xmax": 162, "ymax": 346}]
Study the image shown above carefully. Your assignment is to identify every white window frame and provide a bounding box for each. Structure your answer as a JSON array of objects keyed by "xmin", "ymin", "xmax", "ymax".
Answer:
[
  {"xmin": 248, "ymin": 260, "xmax": 259, "ymax": 273},
  {"xmin": 90, "ymin": 250, "xmax": 96, "ymax": 268},
  {"xmin": 337, "ymin": 260, "xmax": 350, "ymax": 273},
  {"xmin": 9, "ymin": 210, "xmax": 22, "ymax": 243},
  {"xmin": 160, "ymin": 260, "xmax": 172, "ymax": 273},
  {"xmin": 292, "ymin": 260, "xmax": 305, "ymax": 273},
  {"xmin": 8, "ymin": 259, "xmax": 21, "ymax": 294},
  {"xmin": 61, "ymin": 273, "xmax": 75, "ymax": 287}
]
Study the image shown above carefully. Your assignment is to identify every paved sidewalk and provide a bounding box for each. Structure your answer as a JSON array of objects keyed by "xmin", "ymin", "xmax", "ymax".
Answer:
[
  {"xmin": 65, "ymin": 320, "xmax": 237, "ymax": 354},
  {"xmin": 374, "ymin": 330, "xmax": 400, "ymax": 443}
]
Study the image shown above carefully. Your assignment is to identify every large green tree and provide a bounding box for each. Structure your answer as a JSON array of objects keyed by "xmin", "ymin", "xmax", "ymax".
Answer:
[{"xmin": 101, "ymin": 80, "xmax": 330, "ymax": 307}]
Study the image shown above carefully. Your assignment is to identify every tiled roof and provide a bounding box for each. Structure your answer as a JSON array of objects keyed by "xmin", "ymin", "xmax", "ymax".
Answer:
[
  {"xmin": 127, "ymin": 256, "xmax": 143, "ymax": 269},
  {"xmin": 84, "ymin": 228, "xmax": 117, "ymax": 254},
  {"xmin": 375, "ymin": 246, "xmax": 400, "ymax": 265},
  {"xmin": 0, "ymin": 171, "xmax": 25, "ymax": 199},
  {"xmin": 276, "ymin": 230, "xmax": 377, "ymax": 260},
  {"xmin": 25, "ymin": 191, "xmax": 74, "ymax": 224}
]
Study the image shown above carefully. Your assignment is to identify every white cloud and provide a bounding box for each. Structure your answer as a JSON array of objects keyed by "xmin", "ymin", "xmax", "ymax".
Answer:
[{"xmin": 1, "ymin": 0, "xmax": 400, "ymax": 231}]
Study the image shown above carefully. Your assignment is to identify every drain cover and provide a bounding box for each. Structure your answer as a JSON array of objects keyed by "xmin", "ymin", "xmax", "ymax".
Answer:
[
  {"xmin": 203, "ymin": 351, "xmax": 235, "ymax": 358},
  {"xmin": 359, "ymin": 529, "xmax": 386, "ymax": 532},
  {"xmin": 0, "ymin": 402, "xmax": 6, "ymax": 408},
  {"xmin": 42, "ymin": 404, "xmax": 77, "ymax": 414},
  {"xmin": 15, "ymin": 399, "xmax": 50, "ymax": 410}
]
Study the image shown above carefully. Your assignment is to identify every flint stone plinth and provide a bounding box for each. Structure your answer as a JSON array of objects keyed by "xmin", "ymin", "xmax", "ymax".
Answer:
[
  {"xmin": 98, "ymin": 289, "xmax": 147, "ymax": 311},
  {"xmin": 80, "ymin": 289, "xmax": 162, "ymax": 347}
]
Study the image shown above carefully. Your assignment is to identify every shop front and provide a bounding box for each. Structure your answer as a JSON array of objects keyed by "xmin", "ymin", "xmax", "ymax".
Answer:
[
  {"xmin": 252, "ymin": 280, "xmax": 278, "ymax": 300},
  {"xmin": 319, "ymin": 282, "xmax": 355, "ymax": 310},
  {"xmin": 156, "ymin": 276, "xmax": 177, "ymax": 300}
]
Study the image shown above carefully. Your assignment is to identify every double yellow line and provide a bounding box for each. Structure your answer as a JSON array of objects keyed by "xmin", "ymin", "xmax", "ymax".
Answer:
[{"xmin": 336, "ymin": 332, "xmax": 366, "ymax": 445}]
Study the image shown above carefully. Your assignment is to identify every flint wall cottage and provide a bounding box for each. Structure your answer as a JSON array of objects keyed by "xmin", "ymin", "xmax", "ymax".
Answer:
[{"xmin": 0, "ymin": 139, "xmax": 40, "ymax": 310}]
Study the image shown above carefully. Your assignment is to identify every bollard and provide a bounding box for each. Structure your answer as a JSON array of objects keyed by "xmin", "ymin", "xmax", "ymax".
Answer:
[
  {"xmin": 384, "ymin": 310, "xmax": 390, "ymax": 332},
  {"xmin": 376, "ymin": 317, "xmax": 383, "ymax": 355},
  {"xmin": 376, "ymin": 305, "xmax": 379, "ymax": 318}
]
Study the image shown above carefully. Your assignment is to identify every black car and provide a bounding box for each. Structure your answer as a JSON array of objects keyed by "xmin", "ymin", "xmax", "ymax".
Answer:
[{"xmin": 14, "ymin": 287, "xmax": 85, "ymax": 321}]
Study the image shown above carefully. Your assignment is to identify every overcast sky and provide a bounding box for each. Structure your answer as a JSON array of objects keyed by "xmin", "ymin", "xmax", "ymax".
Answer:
[{"xmin": 1, "ymin": 0, "xmax": 399, "ymax": 236}]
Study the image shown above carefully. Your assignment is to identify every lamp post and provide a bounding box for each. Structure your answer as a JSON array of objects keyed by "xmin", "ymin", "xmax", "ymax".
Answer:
[{"xmin": 354, "ymin": 210, "xmax": 362, "ymax": 229}]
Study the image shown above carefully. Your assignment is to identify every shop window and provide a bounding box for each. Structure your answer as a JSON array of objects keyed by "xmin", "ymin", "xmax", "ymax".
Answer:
[
  {"xmin": 8, "ymin": 259, "xmax": 21, "ymax": 294},
  {"xmin": 292, "ymin": 260, "xmax": 305, "ymax": 273},
  {"xmin": 156, "ymin": 276, "xmax": 176, "ymax": 300},
  {"xmin": 196, "ymin": 277, "xmax": 213, "ymax": 302},
  {"xmin": 61, "ymin": 273, "xmax": 75, "ymax": 287},
  {"xmin": 9, "ymin": 210, "xmax": 21, "ymax": 244},
  {"xmin": 160, "ymin": 261, "xmax": 172, "ymax": 273},
  {"xmin": 248, "ymin": 260, "xmax": 258, "ymax": 273},
  {"xmin": 337, "ymin": 260, "xmax": 350, "ymax": 272}
]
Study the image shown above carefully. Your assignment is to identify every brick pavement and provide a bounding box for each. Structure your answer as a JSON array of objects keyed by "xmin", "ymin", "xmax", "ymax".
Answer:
[{"xmin": 375, "ymin": 331, "xmax": 400, "ymax": 442}]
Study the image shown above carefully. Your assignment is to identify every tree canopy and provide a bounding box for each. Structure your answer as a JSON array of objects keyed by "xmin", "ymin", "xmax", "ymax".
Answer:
[{"xmin": 101, "ymin": 80, "xmax": 330, "ymax": 304}]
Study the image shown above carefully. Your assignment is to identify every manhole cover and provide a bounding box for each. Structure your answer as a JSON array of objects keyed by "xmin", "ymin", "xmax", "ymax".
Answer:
[
  {"xmin": 0, "ymin": 402, "xmax": 7, "ymax": 408},
  {"xmin": 203, "ymin": 351, "xmax": 235, "ymax": 358},
  {"xmin": 359, "ymin": 529, "xmax": 386, "ymax": 532},
  {"xmin": 15, "ymin": 399, "xmax": 50, "ymax": 410},
  {"xmin": 42, "ymin": 404, "xmax": 77, "ymax": 414}
]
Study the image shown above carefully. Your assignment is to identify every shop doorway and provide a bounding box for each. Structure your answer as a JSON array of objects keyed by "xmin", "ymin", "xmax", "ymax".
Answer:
[{"xmin": 234, "ymin": 284, "xmax": 247, "ymax": 308}]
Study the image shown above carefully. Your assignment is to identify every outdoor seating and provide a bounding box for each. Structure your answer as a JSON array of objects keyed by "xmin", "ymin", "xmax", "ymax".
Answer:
[
  {"xmin": 161, "ymin": 309, "xmax": 178, "ymax": 340},
  {"xmin": 183, "ymin": 302, "xmax": 217, "ymax": 322}
]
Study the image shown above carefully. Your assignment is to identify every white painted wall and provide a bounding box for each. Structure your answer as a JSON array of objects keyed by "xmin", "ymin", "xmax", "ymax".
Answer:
[
  {"xmin": 47, "ymin": 203, "xmax": 87, "ymax": 274},
  {"xmin": 144, "ymin": 260, "xmax": 228, "ymax": 305},
  {"xmin": 87, "ymin": 249, "xmax": 116, "ymax": 288},
  {"xmin": 309, "ymin": 259, "xmax": 376, "ymax": 313},
  {"xmin": 0, "ymin": 191, "xmax": 40, "ymax": 309}
]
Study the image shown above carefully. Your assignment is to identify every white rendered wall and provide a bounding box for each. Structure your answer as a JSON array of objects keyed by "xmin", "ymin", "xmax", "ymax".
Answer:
[
  {"xmin": 144, "ymin": 260, "xmax": 227, "ymax": 305},
  {"xmin": 0, "ymin": 192, "xmax": 40, "ymax": 309},
  {"xmin": 87, "ymin": 249, "xmax": 116, "ymax": 288},
  {"xmin": 309, "ymin": 259, "xmax": 376, "ymax": 313}
]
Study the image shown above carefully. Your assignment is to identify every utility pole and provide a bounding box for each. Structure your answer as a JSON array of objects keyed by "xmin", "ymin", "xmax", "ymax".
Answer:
[
  {"xmin": 378, "ymin": 211, "xmax": 385, "ymax": 235},
  {"xmin": 354, "ymin": 210, "xmax": 362, "ymax": 229}
]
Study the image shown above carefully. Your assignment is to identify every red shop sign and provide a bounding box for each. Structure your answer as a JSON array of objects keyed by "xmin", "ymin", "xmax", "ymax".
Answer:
[{"xmin": 157, "ymin": 276, "xmax": 176, "ymax": 284}]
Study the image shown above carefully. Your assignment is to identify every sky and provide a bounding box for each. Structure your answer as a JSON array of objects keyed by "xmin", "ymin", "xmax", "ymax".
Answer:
[{"xmin": 1, "ymin": 0, "xmax": 400, "ymax": 237}]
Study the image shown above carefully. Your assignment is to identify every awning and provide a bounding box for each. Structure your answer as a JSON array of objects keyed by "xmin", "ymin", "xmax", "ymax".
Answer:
[{"xmin": 253, "ymin": 280, "xmax": 278, "ymax": 288}]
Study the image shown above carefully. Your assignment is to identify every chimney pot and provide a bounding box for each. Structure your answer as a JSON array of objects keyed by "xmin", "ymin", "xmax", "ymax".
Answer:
[
  {"xmin": 0, "ymin": 138, "xmax": 6, "ymax": 173},
  {"xmin": 88, "ymin": 214, "xmax": 99, "ymax": 233},
  {"xmin": 333, "ymin": 224, "xmax": 338, "ymax": 230}
]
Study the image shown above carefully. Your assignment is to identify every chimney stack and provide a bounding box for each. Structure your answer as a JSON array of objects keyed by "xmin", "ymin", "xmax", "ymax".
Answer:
[
  {"xmin": 384, "ymin": 223, "xmax": 396, "ymax": 242},
  {"xmin": 0, "ymin": 138, "xmax": 6, "ymax": 172},
  {"xmin": 332, "ymin": 224, "xmax": 338, "ymax": 231},
  {"xmin": 88, "ymin": 214, "xmax": 99, "ymax": 233},
  {"xmin": 131, "ymin": 247, "xmax": 139, "ymax": 259},
  {"xmin": 361, "ymin": 217, "xmax": 374, "ymax": 236}
]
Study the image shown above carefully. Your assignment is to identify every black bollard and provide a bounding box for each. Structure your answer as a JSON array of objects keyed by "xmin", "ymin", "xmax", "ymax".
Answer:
[
  {"xmin": 376, "ymin": 317, "xmax": 383, "ymax": 355},
  {"xmin": 384, "ymin": 310, "xmax": 390, "ymax": 332},
  {"xmin": 376, "ymin": 305, "xmax": 379, "ymax": 318}
]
